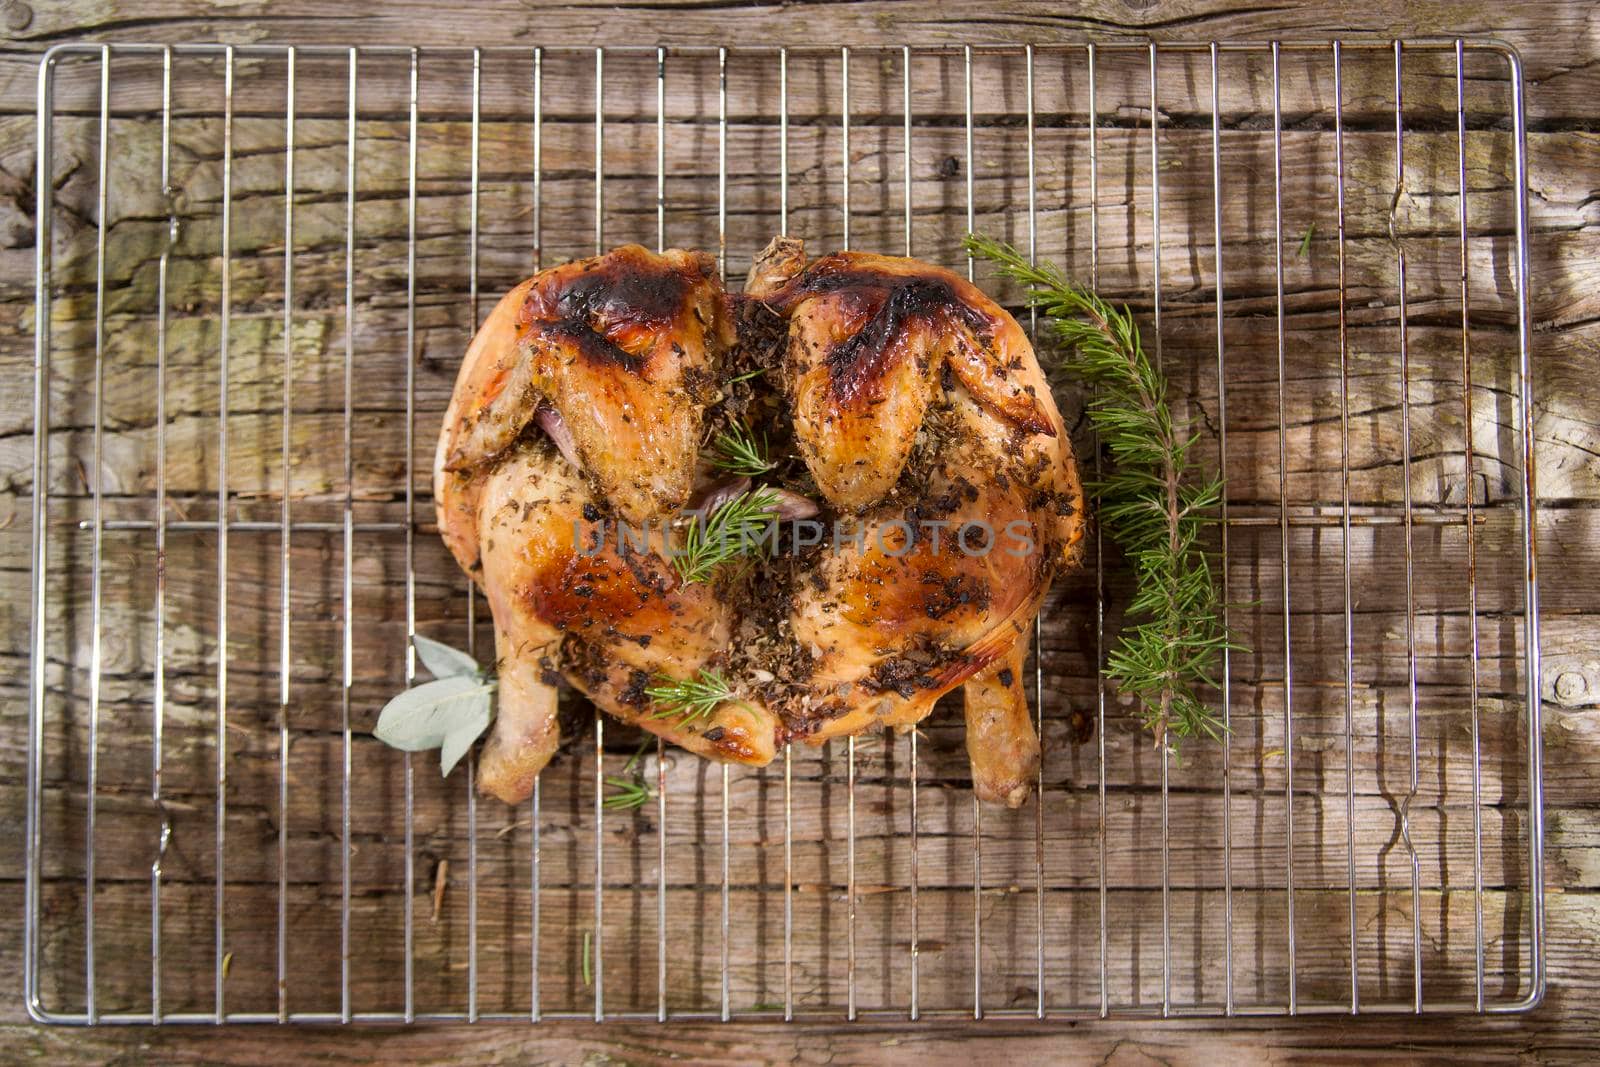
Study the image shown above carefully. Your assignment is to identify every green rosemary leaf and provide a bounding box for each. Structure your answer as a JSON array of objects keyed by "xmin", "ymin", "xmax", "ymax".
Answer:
[
  {"xmin": 709, "ymin": 420, "xmax": 776, "ymax": 477},
  {"xmin": 673, "ymin": 488, "xmax": 781, "ymax": 585},
  {"xmin": 965, "ymin": 231, "xmax": 1243, "ymax": 752},
  {"xmin": 621, "ymin": 736, "xmax": 653, "ymax": 776},
  {"xmin": 645, "ymin": 667, "xmax": 745, "ymax": 722},
  {"xmin": 728, "ymin": 367, "xmax": 767, "ymax": 383},
  {"xmin": 602, "ymin": 775, "xmax": 654, "ymax": 811}
]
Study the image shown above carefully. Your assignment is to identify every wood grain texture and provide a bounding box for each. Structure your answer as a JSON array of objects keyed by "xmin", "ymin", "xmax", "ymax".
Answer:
[{"xmin": 1, "ymin": 0, "xmax": 1597, "ymax": 1063}]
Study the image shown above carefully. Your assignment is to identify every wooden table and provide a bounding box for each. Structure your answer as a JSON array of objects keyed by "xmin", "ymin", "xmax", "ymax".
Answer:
[{"xmin": 2, "ymin": 1, "xmax": 1597, "ymax": 1062}]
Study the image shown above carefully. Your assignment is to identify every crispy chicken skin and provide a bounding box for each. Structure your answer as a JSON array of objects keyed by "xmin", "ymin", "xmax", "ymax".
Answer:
[
  {"xmin": 434, "ymin": 246, "xmax": 772, "ymax": 805},
  {"xmin": 746, "ymin": 237, "xmax": 1084, "ymax": 806},
  {"xmin": 746, "ymin": 236, "xmax": 1061, "ymax": 513}
]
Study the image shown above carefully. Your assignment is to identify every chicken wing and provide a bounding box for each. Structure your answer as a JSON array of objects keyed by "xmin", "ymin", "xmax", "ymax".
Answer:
[{"xmin": 438, "ymin": 243, "xmax": 733, "ymax": 560}]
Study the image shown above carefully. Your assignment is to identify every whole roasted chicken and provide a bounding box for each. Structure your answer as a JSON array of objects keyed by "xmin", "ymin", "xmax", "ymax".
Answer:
[{"xmin": 433, "ymin": 239, "xmax": 1082, "ymax": 807}]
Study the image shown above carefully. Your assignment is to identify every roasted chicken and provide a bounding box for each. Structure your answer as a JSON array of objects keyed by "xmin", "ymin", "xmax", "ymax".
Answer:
[
  {"xmin": 739, "ymin": 238, "xmax": 1084, "ymax": 805},
  {"xmin": 433, "ymin": 238, "xmax": 1083, "ymax": 807},
  {"xmin": 435, "ymin": 246, "xmax": 778, "ymax": 804}
]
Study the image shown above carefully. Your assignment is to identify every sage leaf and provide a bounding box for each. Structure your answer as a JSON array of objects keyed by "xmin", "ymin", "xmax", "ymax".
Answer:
[
  {"xmin": 413, "ymin": 634, "xmax": 481, "ymax": 680},
  {"xmin": 374, "ymin": 675, "xmax": 496, "ymax": 752},
  {"xmin": 439, "ymin": 695, "xmax": 494, "ymax": 777}
]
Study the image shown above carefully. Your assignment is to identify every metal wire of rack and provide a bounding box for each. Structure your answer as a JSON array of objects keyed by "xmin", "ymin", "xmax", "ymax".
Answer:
[{"xmin": 25, "ymin": 38, "xmax": 1542, "ymax": 1024}]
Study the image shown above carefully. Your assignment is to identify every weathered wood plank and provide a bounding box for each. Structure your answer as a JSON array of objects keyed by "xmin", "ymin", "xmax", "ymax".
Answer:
[
  {"xmin": 24, "ymin": 880, "xmax": 1548, "ymax": 1019},
  {"xmin": 9, "ymin": 119, "xmax": 1579, "ymax": 325},
  {"xmin": 0, "ymin": 38, "xmax": 1560, "ymax": 134},
  {"xmin": 1, "ymin": 1, "xmax": 1595, "ymax": 124},
  {"xmin": 5, "ymin": 114, "xmax": 1592, "ymax": 506},
  {"xmin": 15, "ymin": 502, "xmax": 1563, "ymax": 651},
  {"xmin": 6, "ymin": 316, "xmax": 1564, "ymax": 506},
  {"xmin": 4, "ymin": 882, "xmax": 1600, "ymax": 1058}
]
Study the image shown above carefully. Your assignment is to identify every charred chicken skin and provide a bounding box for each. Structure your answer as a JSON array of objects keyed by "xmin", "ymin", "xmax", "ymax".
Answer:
[{"xmin": 433, "ymin": 239, "xmax": 1082, "ymax": 807}]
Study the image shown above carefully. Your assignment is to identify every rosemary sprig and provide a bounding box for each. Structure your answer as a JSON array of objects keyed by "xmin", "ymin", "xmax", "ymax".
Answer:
[
  {"xmin": 965, "ymin": 232, "xmax": 1238, "ymax": 750},
  {"xmin": 709, "ymin": 420, "xmax": 776, "ymax": 477},
  {"xmin": 645, "ymin": 667, "xmax": 747, "ymax": 722},
  {"xmin": 621, "ymin": 735, "xmax": 652, "ymax": 775},
  {"xmin": 602, "ymin": 775, "xmax": 654, "ymax": 811},
  {"xmin": 1297, "ymin": 222, "xmax": 1316, "ymax": 258},
  {"xmin": 601, "ymin": 737, "xmax": 657, "ymax": 812},
  {"xmin": 674, "ymin": 487, "xmax": 780, "ymax": 584},
  {"xmin": 728, "ymin": 367, "xmax": 766, "ymax": 384}
]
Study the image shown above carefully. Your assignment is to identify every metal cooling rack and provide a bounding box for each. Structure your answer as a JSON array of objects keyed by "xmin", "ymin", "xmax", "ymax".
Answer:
[{"xmin": 25, "ymin": 39, "xmax": 1543, "ymax": 1024}]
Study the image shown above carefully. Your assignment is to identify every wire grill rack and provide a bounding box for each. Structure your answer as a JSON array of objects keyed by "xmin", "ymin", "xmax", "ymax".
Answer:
[{"xmin": 25, "ymin": 38, "xmax": 1543, "ymax": 1024}]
